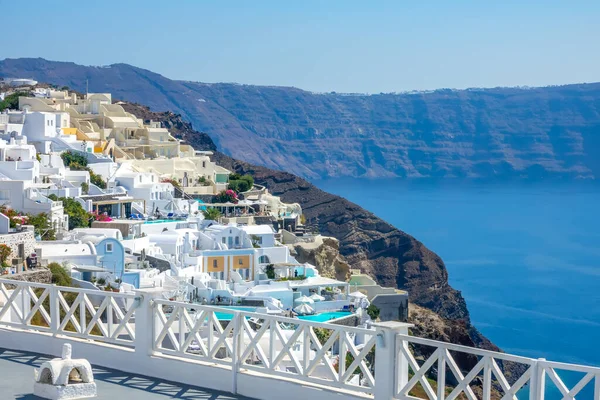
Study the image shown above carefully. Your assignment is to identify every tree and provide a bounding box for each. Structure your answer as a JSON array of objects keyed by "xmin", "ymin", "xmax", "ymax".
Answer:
[
  {"xmin": 0, "ymin": 91, "xmax": 30, "ymax": 111},
  {"xmin": 202, "ymin": 207, "xmax": 221, "ymax": 221},
  {"xmin": 27, "ymin": 213, "xmax": 56, "ymax": 241},
  {"xmin": 366, "ymin": 304, "xmax": 380, "ymax": 321},
  {"xmin": 264, "ymin": 264, "xmax": 275, "ymax": 279},
  {"xmin": 61, "ymin": 151, "xmax": 88, "ymax": 168},
  {"xmin": 80, "ymin": 182, "xmax": 89, "ymax": 194},
  {"xmin": 60, "ymin": 197, "xmax": 91, "ymax": 230}
]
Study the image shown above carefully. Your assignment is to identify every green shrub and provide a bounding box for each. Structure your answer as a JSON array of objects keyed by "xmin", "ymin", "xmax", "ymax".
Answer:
[
  {"xmin": 264, "ymin": 264, "xmax": 275, "ymax": 279},
  {"xmin": 48, "ymin": 262, "xmax": 72, "ymax": 287},
  {"xmin": 90, "ymin": 171, "xmax": 106, "ymax": 189},
  {"xmin": 0, "ymin": 91, "xmax": 30, "ymax": 111},
  {"xmin": 228, "ymin": 173, "xmax": 254, "ymax": 193},
  {"xmin": 61, "ymin": 151, "xmax": 88, "ymax": 168},
  {"xmin": 366, "ymin": 304, "xmax": 380, "ymax": 321}
]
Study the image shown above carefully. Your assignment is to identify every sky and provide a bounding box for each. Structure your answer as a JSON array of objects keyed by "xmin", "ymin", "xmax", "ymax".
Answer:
[{"xmin": 2, "ymin": 0, "xmax": 599, "ymax": 93}]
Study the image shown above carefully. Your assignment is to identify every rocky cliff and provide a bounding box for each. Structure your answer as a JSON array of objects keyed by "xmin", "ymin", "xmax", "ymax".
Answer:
[
  {"xmin": 289, "ymin": 236, "xmax": 350, "ymax": 282},
  {"xmin": 2, "ymin": 58, "xmax": 600, "ymax": 180},
  {"xmin": 119, "ymin": 102, "xmax": 491, "ymax": 357}
]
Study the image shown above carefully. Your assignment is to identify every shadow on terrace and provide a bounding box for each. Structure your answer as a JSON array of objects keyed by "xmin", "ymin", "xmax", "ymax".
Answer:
[{"xmin": 0, "ymin": 348, "xmax": 253, "ymax": 400}]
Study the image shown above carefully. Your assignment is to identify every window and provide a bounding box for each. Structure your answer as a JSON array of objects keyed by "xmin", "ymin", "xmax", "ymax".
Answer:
[
  {"xmin": 235, "ymin": 237, "xmax": 240, "ymax": 246},
  {"xmin": 222, "ymin": 237, "xmax": 226, "ymax": 244},
  {"xmin": 202, "ymin": 161, "xmax": 206, "ymax": 168},
  {"xmin": 238, "ymin": 258, "xmax": 243, "ymax": 265},
  {"xmin": 106, "ymin": 243, "xmax": 113, "ymax": 253},
  {"xmin": 258, "ymin": 255, "xmax": 270, "ymax": 264},
  {"xmin": 213, "ymin": 259, "xmax": 218, "ymax": 268}
]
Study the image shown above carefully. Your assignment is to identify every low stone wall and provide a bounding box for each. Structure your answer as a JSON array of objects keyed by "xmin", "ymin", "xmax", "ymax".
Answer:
[
  {"xmin": 329, "ymin": 314, "xmax": 359, "ymax": 327},
  {"xmin": 3, "ymin": 268, "xmax": 52, "ymax": 284},
  {"xmin": 0, "ymin": 231, "xmax": 36, "ymax": 266},
  {"xmin": 372, "ymin": 292, "xmax": 409, "ymax": 322},
  {"xmin": 144, "ymin": 254, "xmax": 171, "ymax": 272}
]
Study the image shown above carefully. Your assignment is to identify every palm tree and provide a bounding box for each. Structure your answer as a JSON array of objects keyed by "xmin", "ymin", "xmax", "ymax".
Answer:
[{"xmin": 202, "ymin": 207, "xmax": 221, "ymax": 221}]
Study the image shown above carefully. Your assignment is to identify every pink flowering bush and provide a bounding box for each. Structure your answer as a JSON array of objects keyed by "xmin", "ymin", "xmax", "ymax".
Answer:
[
  {"xmin": 90, "ymin": 211, "xmax": 113, "ymax": 222},
  {"xmin": 212, "ymin": 189, "xmax": 239, "ymax": 204}
]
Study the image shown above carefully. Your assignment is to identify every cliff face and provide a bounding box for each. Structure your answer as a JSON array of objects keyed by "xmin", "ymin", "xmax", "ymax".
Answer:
[
  {"xmin": 213, "ymin": 153, "xmax": 470, "ymax": 321},
  {"xmin": 290, "ymin": 236, "xmax": 350, "ymax": 282},
  {"xmin": 3, "ymin": 58, "xmax": 600, "ymax": 180}
]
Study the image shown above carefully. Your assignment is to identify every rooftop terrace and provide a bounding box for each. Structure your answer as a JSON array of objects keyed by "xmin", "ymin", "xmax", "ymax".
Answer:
[{"xmin": 0, "ymin": 348, "xmax": 251, "ymax": 400}]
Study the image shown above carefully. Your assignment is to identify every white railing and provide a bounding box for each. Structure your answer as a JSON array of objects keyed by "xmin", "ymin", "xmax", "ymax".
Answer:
[
  {"xmin": 0, "ymin": 279, "xmax": 139, "ymax": 348},
  {"xmin": 53, "ymin": 286, "xmax": 138, "ymax": 347},
  {"xmin": 395, "ymin": 333, "xmax": 600, "ymax": 400},
  {"xmin": 2, "ymin": 278, "xmax": 600, "ymax": 400},
  {"xmin": 153, "ymin": 299, "xmax": 378, "ymax": 394}
]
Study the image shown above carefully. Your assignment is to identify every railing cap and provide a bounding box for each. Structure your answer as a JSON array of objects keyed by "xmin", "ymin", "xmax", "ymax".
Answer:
[{"xmin": 372, "ymin": 321, "xmax": 414, "ymax": 331}]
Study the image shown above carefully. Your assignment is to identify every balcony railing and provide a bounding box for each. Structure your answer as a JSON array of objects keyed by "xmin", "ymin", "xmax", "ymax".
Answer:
[{"xmin": 0, "ymin": 278, "xmax": 599, "ymax": 399}]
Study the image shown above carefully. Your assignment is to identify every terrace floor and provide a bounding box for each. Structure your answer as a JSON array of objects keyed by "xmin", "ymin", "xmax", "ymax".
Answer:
[{"xmin": 0, "ymin": 347, "xmax": 253, "ymax": 400}]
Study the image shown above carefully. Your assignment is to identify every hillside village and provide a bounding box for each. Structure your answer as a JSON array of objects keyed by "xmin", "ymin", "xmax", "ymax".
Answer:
[
  {"xmin": 0, "ymin": 80, "xmax": 595, "ymax": 400},
  {"xmin": 0, "ymin": 81, "xmax": 407, "ymax": 323}
]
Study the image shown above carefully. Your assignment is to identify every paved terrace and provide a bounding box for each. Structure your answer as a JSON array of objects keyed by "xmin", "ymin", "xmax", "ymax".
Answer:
[{"xmin": 0, "ymin": 348, "xmax": 253, "ymax": 400}]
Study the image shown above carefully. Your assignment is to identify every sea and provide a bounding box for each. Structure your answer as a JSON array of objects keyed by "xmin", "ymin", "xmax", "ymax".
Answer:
[{"xmin": 314, "ymin": 179, "xmax": 600, "ymax": 396}]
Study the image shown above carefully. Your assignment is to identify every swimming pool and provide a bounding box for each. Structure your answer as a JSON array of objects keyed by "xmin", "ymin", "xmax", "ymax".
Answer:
[
  {"xmin": 143, "ymin": 219, "xmax": 176, "ymax": 224},
  {"xmin": 297, "ymin": 311, "xmax": 352, "ymax": 322},
  {"xmin": 213, "ymin": 306, "xmax": 257, "ymax": 320}
]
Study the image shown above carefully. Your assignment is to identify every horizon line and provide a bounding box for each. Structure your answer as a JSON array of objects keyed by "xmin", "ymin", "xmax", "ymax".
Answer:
[{"xmin": 2, "ymin": 56, "xmax": 600, "ymax": 96}]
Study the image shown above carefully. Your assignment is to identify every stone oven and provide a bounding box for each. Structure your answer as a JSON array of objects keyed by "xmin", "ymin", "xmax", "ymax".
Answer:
[{"xmin": 34, "ymin": 343, "xmax": 97, "ymax": 399}]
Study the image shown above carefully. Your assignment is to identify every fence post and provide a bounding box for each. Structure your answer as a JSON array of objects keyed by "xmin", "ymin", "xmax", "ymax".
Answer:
[
  {"xmin": 529, "ymin": 358, "xmax": 546, "ymax": 400},
  {"xmin": 372, "ymin": 321, "xmax": 413, "ymax": 400},
  {"xmin": 49, "ymin": 285, "xmax": 59, "ymax": 335},
  {"xmin": 231, "ymin": 311, "xmax": 242, "ymax": 394},
  {"xmin": 133, "ymin": 292, "xmax": 154, "ymax": 361}
]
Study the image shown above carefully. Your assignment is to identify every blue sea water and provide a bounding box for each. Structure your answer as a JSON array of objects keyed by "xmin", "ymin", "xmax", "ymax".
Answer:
[{"xmin": 314, "ymin": 179, "xmax": 600, "ymax": 370}]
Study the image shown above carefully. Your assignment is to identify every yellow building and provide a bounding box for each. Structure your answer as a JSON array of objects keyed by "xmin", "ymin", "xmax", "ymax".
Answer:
[{"xmin": 203, "ymin": 252, "xmax": 254, "ymax": 281}]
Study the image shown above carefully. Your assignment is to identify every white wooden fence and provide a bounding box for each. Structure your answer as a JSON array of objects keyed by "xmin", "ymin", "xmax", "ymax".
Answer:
[
  {"xmin": 153, "ymin": 299, "xmax": 377, "ymax": 394},
  {"xmin": 0, "ymin": 279, "xmax": 138, "ymax": 347},
  {"xmin": 1, "ymin": 278, "xmax": 600, "ymax": 399}
]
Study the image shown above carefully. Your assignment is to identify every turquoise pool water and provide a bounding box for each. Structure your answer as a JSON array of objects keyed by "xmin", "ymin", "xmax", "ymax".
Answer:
[
  {"xmin": 297, "ymin": 311, "xmax": 351, "ymax": 322},
  {"xmin": 213, "ymin": 306, "xmax": 257, "ymax": 320},
  {"xmin": 143, "ymin": 219, "xmax": 176, "ymax": 224}
]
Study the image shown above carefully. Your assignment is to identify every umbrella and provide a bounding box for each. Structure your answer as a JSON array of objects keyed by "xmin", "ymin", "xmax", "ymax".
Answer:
[
  {"xmin": 309, "ymin": 293, "xmax": 325, "ymax": 302},
  {"xmin": 349, "ymin": 291, "xmax": 368, "ymax": 299},
  {"xmin": 293, "ymin": 304, "xmax": 315, "ymax": 315},
  {"xmin": 294, "ymin": 295, "xmax": 314, "ymax": 305}
]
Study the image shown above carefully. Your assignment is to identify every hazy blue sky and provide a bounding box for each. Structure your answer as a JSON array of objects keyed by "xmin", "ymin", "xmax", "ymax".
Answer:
[{"xmin": 3, "ymin": 0, "xmax": 599, "ymax": 93}]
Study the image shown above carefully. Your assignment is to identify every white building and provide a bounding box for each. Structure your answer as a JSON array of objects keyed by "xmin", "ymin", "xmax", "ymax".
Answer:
[{"xmin": 241, "ymin": 224, "xmax": 276, "ymax": 247}]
